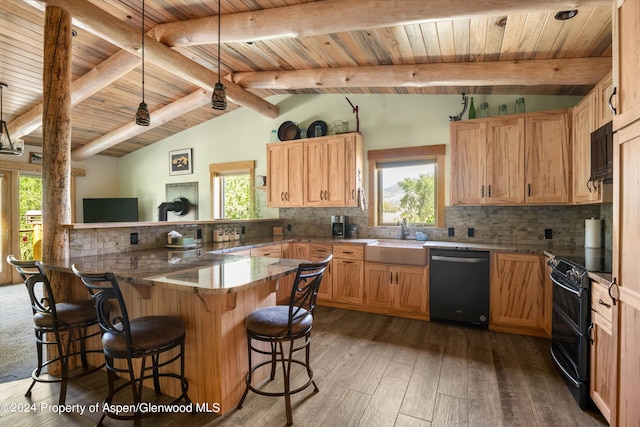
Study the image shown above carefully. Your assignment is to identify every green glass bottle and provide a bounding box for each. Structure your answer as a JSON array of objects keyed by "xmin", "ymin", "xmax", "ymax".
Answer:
[{"xmin": 469, "ymin": 97, "xmax": 476, "ymax": 119}]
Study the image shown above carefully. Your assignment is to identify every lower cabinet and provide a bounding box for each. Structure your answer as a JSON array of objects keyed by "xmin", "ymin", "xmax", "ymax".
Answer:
[
  {"xmin": 489, "ymin": 252, "xmax": 549, "ymax": 338},
  {"xmin": 277, "ymin": 243, "xmax": 310, "ymax": 304},
  {"xmin": 590, "ymin": 279, "xmax": 614, "ymax": 423},
  {"xmin": 364, "ymin": 263, "xmax": 428, "ymax": 313},
  {"xmin": 310, "ymin": 243, "xmax": 333, "ymax": 302},
  {"xmin": 332, "ymin": 244, "xmax": 364, "ymax": 304}
]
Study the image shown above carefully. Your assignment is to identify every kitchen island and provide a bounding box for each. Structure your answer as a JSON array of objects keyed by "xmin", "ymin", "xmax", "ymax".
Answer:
[{"xmin": 43, "ymin": 246, "xmax": 305, "ymax": 414}]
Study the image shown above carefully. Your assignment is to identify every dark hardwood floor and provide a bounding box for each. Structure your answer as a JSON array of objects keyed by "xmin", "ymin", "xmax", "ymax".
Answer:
[{"xmin": 0, "ymin": 307, "xmax": 607, "ymax": 426}]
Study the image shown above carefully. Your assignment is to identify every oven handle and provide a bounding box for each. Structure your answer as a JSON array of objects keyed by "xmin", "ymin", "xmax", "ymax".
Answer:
[
  {"xmin": 550, "ymin": 347, "xmax": 581, "ymax": 388},
  {"xmin": 550, "ymin": 275, "xmax": 582, "ymax": 297}
]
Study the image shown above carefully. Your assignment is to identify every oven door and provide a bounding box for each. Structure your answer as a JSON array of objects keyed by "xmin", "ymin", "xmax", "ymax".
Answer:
[{"xmin": 551, "ymin": 307, "xmax": 587, "ymax": 380}]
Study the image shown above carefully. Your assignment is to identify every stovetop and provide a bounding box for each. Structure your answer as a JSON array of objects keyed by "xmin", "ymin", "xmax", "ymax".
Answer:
[{"xmin": 550, "ymin": 248, "xmax": 612, "ymax": 274}]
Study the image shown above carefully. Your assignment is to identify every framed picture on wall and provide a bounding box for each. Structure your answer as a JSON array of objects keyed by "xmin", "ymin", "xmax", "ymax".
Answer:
[{"xmin": 169, "ymin": 148, "xmax": 192, "ymax": 175}]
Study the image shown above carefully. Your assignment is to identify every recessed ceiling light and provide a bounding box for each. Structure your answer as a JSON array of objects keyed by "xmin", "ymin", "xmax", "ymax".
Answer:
[{"xmin": 555, "ymin": 10, "xmax": 578, "ymax": 20}]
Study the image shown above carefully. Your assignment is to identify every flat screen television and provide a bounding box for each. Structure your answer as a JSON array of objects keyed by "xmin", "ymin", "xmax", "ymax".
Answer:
[{"xmin": 83, "ymin": 198, "xmax": 139, "ymax": 223}]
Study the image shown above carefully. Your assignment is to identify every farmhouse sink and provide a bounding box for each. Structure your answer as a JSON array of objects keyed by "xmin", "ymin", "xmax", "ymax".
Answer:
[{"xmin": 365, "ymin": 240, "xmax": 428, "ymax": 266}]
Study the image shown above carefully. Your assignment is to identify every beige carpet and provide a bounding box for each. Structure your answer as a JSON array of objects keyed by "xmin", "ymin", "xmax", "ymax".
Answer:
[{"xmin": 0, "ymin": 283, "xmax": 36, "ymax": 383}]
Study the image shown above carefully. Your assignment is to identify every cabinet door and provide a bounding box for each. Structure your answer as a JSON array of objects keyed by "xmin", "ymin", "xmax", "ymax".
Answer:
[
  {"xmin": 393, "ymin": 266, "xmax": 428, "ymax": 313},
  {"xmin": 304, "ymin": 140, "xmax": 327, "ymax": 206},
  {"xmin": 572, "ymin": 95, "xmax": 600, "ymax": 204},
  {"xmin": 486, "ymin": 117, "xmax": 525, "ymax": 204},
  {"xmin": 250, "ymin": 244, "xmax": 282, "ymax": 258},
  {"xmin": 305, "ymin": 136, "xmax": 348, "ymax": 206},
  {"xmin": 311, "ymin": 243, "xmax": 333, "ymax": 301},
  {"xmin": 590, "ymin": 316, "xmax": 613, "ymax": 423},
  {"xmin": 611, "ymin": 119, "xmax": 640, "ymax": 427},
  {"xmin": 267, "ymin": 142, "xmax": 304, "ymax": 207},
  {"xmin": 613, "ymin": 0, "xmax": 640, "ymax": 128},
  {"xmin": 325, "ymin": 136, "xmax": 348, "ymax": 206},
  {"xmin": 595, "ymin": 72, "xmax": 614, "ymax": 130},
  {"xmin": 283, "ymin": 242, "xmax": 310, "ymax": 261},
  {"xmin": 524, "ymin": 112, "xmax": 570, "ymax": 204},
  {"xmin": 333, "ymin": 259, "xmax": 363, "ymax": 304},
  {"xmin": 344, "ymin": 134, "xmax": 363, "ymax": 207},
  {"xmin": 489, "ymin": 253, "xmax": 548, "ymax": 337},
  {"xmin": 450, "ymin": 121, "xmax": 486, "ymax": 205},
  {"xmin": 364, "ymin": 263, "xmax": 391, "ymax": 308}
]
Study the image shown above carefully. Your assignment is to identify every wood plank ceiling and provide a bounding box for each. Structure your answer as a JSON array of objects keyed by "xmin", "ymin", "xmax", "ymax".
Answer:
[{"xmin": 0, "ymin": 0, "xmax": 613, "ymax": 158}]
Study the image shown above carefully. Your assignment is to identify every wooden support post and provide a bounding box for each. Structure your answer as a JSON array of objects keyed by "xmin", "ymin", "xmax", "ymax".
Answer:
[{"xmin": 42, "ymin": 6, "xmax": 73, "ymax": 375}]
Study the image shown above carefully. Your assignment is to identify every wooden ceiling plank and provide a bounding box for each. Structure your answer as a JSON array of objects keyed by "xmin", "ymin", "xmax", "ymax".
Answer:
[
  {"xmin": 420, "ymin": 22, "xmax": 442, "ymax": 63},
  {"xmin": 71, "ymin": 88, "xmax": 211, "ymax": 160},
  {"xmin": 403, "ymin": 24, "xmax": 428, "ymax": 64},
  {"xmin": 230, "ymin": 57, "xmax": 611, "ymax": 89},
  {"xmin": 149, "ymin": 0, "xmax": 613, "ymax": 46},
  {"xmin": 37, "ymin": 0, "xmax": 279, "ymax": 119},
  {"xmin": 469, "ymin": 17, "xmax": 488, "ymax": 62},
  {"xmin": 452, "ymin": 19, "xmax": 470, "ymax": 63},
  {"xmin": 499, "ymin": 14, "xmax": 527, "ymax": 61},
  {"xmin": 435, "ymin": 21, "xmax": 456, "ymax": 63},
  {"xmin": 484, "ymin": 16, "xmax": 506, "ymax": 62}
]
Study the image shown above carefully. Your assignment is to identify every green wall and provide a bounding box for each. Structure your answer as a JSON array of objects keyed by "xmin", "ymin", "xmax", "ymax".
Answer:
[{"xmin": 117, "ymin": 93, "xmax": 582, "ymax": 222}]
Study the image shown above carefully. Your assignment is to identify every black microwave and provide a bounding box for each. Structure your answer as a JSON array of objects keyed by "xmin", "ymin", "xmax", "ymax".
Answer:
[{"xmin": 590, "ymin": 120, "xmax": 613, "ymax": 183}]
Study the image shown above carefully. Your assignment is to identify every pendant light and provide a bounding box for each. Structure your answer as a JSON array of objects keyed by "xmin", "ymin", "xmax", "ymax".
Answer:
[
  {"xmin": 0, "ymin": 83, "xmax": 24, "ymax": 156},
  {"xmin": 211, "ymin": 0, "xmax": 227, "ymax": 110},
  {"xmin": 135, "ymin": 0, "xmax": 150, "ymax": 126}
]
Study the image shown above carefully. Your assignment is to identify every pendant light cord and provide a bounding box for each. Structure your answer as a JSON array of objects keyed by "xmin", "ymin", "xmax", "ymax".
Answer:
[
  {"xmin": 217, "ymin": 0, "xmax": 221, "ymax": 83},
  {"xmin": 141, "ymin": 0, "xmax": 145, "ymax": 102}
]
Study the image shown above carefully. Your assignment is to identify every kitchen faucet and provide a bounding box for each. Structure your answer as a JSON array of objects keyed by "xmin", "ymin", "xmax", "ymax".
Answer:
[{"xmin": 400, "ymin": 218, "xmax": 409, "ymax": 240}]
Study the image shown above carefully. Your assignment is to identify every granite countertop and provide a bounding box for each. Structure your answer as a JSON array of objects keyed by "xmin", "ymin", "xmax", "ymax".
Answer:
[{"xmin": 45, "ymin": 247, "xmax": 305, "ymax": 295}]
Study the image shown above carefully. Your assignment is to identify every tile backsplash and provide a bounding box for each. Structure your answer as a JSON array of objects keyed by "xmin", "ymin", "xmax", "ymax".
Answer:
[{"xmin": 280, "ymin": 204, "xmax": 613, "ymax": 249}]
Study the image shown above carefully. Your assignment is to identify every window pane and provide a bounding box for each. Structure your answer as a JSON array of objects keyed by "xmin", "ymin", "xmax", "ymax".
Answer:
[
  {"xmin": 222, "ymin": 175, "xmax": 250, "ymax": 219},
  {"xmin": 379, "ymin": 162, "xmax": 436, "ymax": 226}
]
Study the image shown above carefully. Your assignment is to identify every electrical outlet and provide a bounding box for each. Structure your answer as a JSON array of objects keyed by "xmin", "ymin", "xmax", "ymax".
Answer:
[
  {"xmin": 196, "ymin": 228, "xmax": 202, "ymax": 239},
  {"xmin": 130, "ymin": 232, "xmax": 138, "ymax": 245},
  {"xmin": 468, "ymin": 228, "xmax": 475, "ymax": 238},
  {"xmin": 448, "ymin": 227, "xmax": 455, "ymax": 237},
  {"xmin": 544, "ymin": 229, "xmax": 553, "ymax": 239},
  {"xmin": 287, "ymin": 224, "xmax": 292, "ymax": 232}
]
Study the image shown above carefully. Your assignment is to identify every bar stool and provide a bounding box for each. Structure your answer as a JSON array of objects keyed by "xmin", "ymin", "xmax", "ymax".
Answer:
[
  {"xmin": 6, "ymin": 255, "xmax": 103, "ymax": 405},
  {"xmin": 71, "ymin": 264, "xmax": 191, "ymax": 427},
  {"xmin": 237, "ymin": 255, "xmax": 332, "ymax": 426}
]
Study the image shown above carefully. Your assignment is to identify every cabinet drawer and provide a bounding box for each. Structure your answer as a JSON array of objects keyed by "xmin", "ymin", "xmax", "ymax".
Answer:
[
  {"xmin": 332, "ymin": 244, "xmax": 364, "ymax": 260},
  {"xmin": 591, "ymin": 281, "xmax": 613, "ymax": 324},
  {"xmin": 250, "ymin": 244, "xmax": 282, "ymax": 258},
  {"xmin": 310, "ymin": 243, "xmax": 332, "ymax": 258}
]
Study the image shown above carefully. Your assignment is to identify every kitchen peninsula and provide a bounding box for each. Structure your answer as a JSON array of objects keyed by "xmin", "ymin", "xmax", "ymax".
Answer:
[{"xmin": 43, "ymin": 246, "xmax": 305, "ymax": 414}]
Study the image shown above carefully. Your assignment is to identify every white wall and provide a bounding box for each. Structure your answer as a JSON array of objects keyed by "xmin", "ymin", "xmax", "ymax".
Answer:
[{"xmin": 118, "ymin": 93, "xmax": 583, "ymax": 221}]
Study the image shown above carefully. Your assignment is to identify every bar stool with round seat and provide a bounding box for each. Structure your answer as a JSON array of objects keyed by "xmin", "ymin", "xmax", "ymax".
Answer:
[
  {"xmin": 237, "ymin": 255, "xmax": 332, "ymax": 426},
  {"xmin": 6, "ymin": 255, "xmax": 103, "ymax": 405},
  {"xmin": 71, "ymin": 264, "xmax": 191, "ymax": 427}
]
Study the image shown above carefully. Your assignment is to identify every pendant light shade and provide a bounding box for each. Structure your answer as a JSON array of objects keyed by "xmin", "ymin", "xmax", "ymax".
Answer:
[
  {"xmin": 0, "ymin": 83, "xmax": 24, "ymax": 156},
  {"xmin": 135, "ymin": 0, "xmax": 150, "ymax": 126},
  {"xmin": 136, "ymin": 102, "xmax": 150, "ymax": 126},
  {"xmin": 211, "ymin": 0, "xmax": 227, "ymax": 110},
  {"xmin": 211, "ymin": 82, "xmax": 227, "ymax": 110}
]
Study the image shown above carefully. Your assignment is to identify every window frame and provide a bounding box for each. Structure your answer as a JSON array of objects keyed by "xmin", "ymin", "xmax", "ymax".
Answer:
[
  {"xmin": 209, "ymin": 160, "xmax": 255, "ymax": 219},
  {"xmin": 367, "ymin": 145, "xmax": 446, "ymax": 228}
]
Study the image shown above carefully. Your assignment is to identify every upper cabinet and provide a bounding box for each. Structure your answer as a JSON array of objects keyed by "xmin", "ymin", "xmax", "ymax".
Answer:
[
  {"xmin": 267, "ymin": 132, "xmax": 364, "ymax": 208},
  {"xmin": 571, "ymin": 74, "xmax": 614, "ymax": 205},
  {"xmin": 612, "ymin": 0, "xmax": 640, "ymax": 130},
  {"xmin": 451, "ymin": 110, "xmax": 568, "ymax": 206},
  {"xmin": 267, "ymin": 141, "xmax": 304, "ymax": 207}
]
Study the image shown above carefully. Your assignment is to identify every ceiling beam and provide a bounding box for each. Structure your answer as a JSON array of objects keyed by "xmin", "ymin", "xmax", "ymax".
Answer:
[
  {"xmin": 8, "ymin": 50, "xmax": 139, "ymax": 140},
  {"xmin": 230, "ymin": 58, "xmax": 612, "ymax": 90},
  {"xmin": 71, "ymin": 89, "xmax": 211, "ymax": 161},
  {"xmin": 150, "ymin": 0, "xmax": 612, "ymax": 46},
  {"xmin": 38, "ymin": 0, "xmax": 279, "ymax": 119}
]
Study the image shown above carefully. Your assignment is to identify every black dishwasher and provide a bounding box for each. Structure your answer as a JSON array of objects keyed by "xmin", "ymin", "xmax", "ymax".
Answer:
[{"xmin": 429, "ymin": 249, "xmax": 490, "ymax": 327}]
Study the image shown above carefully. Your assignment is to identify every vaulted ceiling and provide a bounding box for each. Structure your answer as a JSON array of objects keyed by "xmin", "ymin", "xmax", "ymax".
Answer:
[{"xmin": 0, "ymin": 0, "xmax": 613, "ymax": 158}]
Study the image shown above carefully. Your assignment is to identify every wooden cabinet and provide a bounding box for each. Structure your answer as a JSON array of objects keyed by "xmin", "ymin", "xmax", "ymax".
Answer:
[
  {"xmin": 451, "ymin": 110, "xmax": 568, "ymax": 206},
  {"xmin": 612, "ymin": 0, "xmax": 640, "ymax": 130},
  {"xmin": 595, "ymin": 72, "xmax": 614, "ymax": 130},
  {"xmin": 590, "ymin": 279, "xmax": 614, "ymax": 423},
  {"xmin": 279, "ymin": 242, "xmax": 310, "ymax": 303},
  {"xmin": 267, "ymin": 142, "xmax": 304, "ymax": 207},
  {"xmin": 332, "ymin": 244, "xmax": 364, "ymax": 304},
  {"xmin": 524, "ymin": 112, "xmax": 570, "ymax": 204},
  {"xmin": 310, "ymin": 243, "xmax": 333, "ymax": 301},
  {"xmin": 610, "ymin": 4, "xmax": 640, "ymax": 424},
  {"xmin": 364, "ymin": 263, "xmax": 428, "ymax": 313},
  {"xmin": 489, "ymin": 252, "xmax": 549, "ymax": 338},
  {"xmin": 572, "ymin": 74, "xmax": 614, "ymax": 205},
  {"xmin": 267, "ymin": 133, "xmax": 363, "ymax": 208}
]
